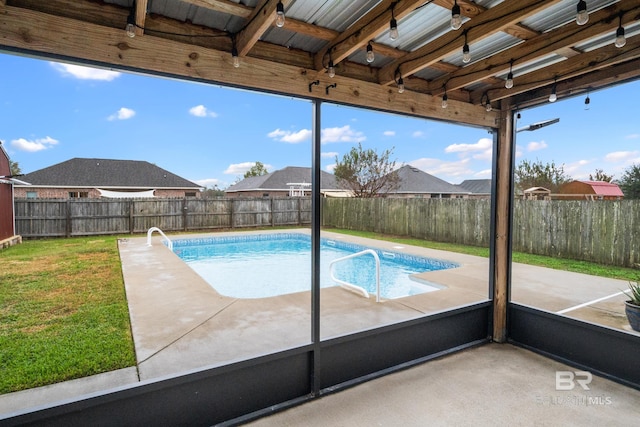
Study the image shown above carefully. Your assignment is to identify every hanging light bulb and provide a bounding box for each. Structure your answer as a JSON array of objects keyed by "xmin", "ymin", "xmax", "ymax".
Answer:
[
  {"xmin": 389, "ymin": 18, "xmax": 399, "ymax": 41},
  {"xmin": 389, "ymin": 3, "xmax": 398, "ymax": 41},
  {"xmin": 505, "ymin": 60, "xmax": 514, "ymax": 89},
  {"xmin": 485, "ymin": 99, "xmax": 492, "ymax": 112},
  {"xmin": 397, "ymin": 77, "xmax": 405, "ymax": 94},
  {"xmin": 549, "ymin": 81, "xmax": 557, "ymax": 103},
  {"xmin": 584, "ymin": 93, "xmax": 590, "ymax": 110},
  {"xmin": 451, "ymin": 0, "xmax": 462, "ymax": 31},
  {"xmin": 576, "ymin": 0, "xmax": 588, "ymax": 26},
  {"xmin": 328, "ymin": 59, "xmax": 335, "ymax": 78},
  {"xmin": 275, "ymin": 1, "xmax": 285, "ymax": 28},
  {"xmin": 462, "ymin": 31, "xmax": 470, "ymax": 63},
  {"xmin": 232, "ymin": 46, "xmax": 240, "ymax": 68},
  {"xmin": 366, "ymin": 42, "xmax": 375, "ymax": 63},
  {"xmin": 126, "ymin": 7, "xmax": 136, "ymax": 38},
  {"xmin": 442, "ymin": 92, "xmax": 448, "ymax": 109},
  {"xmin": 615, "ymin": 14, "xmax": 626, "ymax": 48}
]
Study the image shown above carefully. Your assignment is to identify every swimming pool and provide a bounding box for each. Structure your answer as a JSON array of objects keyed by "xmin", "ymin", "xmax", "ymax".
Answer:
[{"xmin": 171, "ymin": 233, "xmax": 458, "ymax": 299}]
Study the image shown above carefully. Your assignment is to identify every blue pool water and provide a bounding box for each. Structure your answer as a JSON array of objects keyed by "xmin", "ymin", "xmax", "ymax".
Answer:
[{"xmin": 171, "ymin": 233, "xmax": 458, "ymax": 299}]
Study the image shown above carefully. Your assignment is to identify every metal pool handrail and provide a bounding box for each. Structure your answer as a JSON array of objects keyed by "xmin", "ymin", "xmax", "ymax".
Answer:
[
  {"xmin": 146, "ymin": 227, "xmax": 173, "ymax": 251},
  {"xmin": 329, "ymin": 249, "xmax": 380, "ymax": 302}
]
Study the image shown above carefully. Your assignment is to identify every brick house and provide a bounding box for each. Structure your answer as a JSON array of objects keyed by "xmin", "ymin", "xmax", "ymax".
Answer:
[
  {"xmin": 0, "ymin": 142, "xmax": 21, "ymax": 246},
  {"xmin": 14, "ymin": 158, "xmax": 203, "ymax": 199}
]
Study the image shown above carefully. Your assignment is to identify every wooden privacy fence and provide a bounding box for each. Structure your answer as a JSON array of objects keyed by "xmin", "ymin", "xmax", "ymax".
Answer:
[
  {"xmin": 13, "ymin": 197, "xmax": 640, "ymax": 268},
  {"xmin": 322, "ymin": 198, "xmax": 640, "ymax": 269},
  {"xmin": 14, "ymin": 197, "xmax": 312, "ymax": 237}
]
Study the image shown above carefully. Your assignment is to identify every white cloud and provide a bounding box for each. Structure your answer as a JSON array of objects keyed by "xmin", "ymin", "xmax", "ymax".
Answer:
[
  {"xmin": 321, "ymin": 125, "xmax": 365, "ymax": 144},
  {"xmin": 412, "ymin": 131, "xmax": 424, "ymax": 138},
  {"xmin": 605, "ymin": 151, "xmax": 639, "ymax": 162},
  {"xmin": 108, "ymin": 107, "xmax": 136, "ymax": 121},
  {"xmin": 325, "ymin": 163, "xmax": 336, "ymax": 173},
  {"xmin": 50, "ymin": 63, "xmax": 121, "ymax": 81},
  {"xmin": 445, "ymin": 137, "xmax": 492, "ymax": 154},
  {"xmin": 322, "ymin": 151, "xmax": 339, "ymax": 158},
  {"xmin": 408, "ymin": 158, "xmax": 473, "ymax": 179},
  {"xmin": 564, "ymin": 159, "xmax": 591, "ymax": 177},
  {"xmin": 383, "ymin": 130, "xmax": 396, "ymax": 137},
  {"xmin": 474, "ymin": 169, "xmax": 492, "ymax": 178},
  {"xmin": 189, "ymin": 105, "xmax": 218, "ymax": 118},
  {"xmin": 11, "ymin": 136, "xmax": 59, "ymax": 152},
  {"xmin": 224, "ymin": 162, "xmax": 273, "ymax": 175},
  {"xmin": 625, "ymin": 134, "xmax": 640, "ymax": 140},
  {"xmin": 527, "ymin": 140, "xmax": 548, "ymax": 152},
  {"xmin": 268, "ymin": 128, "xmax": 312, "ymax": 144}
]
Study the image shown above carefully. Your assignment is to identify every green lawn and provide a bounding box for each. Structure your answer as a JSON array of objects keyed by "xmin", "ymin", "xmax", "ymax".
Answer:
[{"xmin": 0, "ymin": 237, "xmax": 136, "ymax": 394}]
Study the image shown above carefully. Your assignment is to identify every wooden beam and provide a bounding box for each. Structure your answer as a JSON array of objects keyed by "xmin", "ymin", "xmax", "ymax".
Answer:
[
  {"xmin": 180, "ymin": 0, "xmax": 251, "ymax": 17},
  {"xmin": 472, "ymin": 35, "xmax": 640, "ymax": 104},
  {"xmin": 432, "ymin": 0, "xmax": 539, "ymax": 40},
  {"xmin": 236, "ymin": 0, "xmax": 278, "ymax": 57},
  {"xmin": 378, "ymin": 0, "xmax": 561, "ymax": 85},
  {"xmin": 513, "ymin": 59, "xmax": 640, "ymax": 109},
  {"xmin": 428, "ymin": 1, "xmax": 640, "ymax": 95},
  {"xmin": 492, "ymin": 97, "xmax": 513, "ymax": 343},
  {"xmin": 312, "ymin": 0, "xmax": 425, "ymax": 72},
  {"xmin": 134, "ymin": 0, "xmax": 147, "ymax": 38},
  {"xmin": 0, "ymin": 5, "xmax": 498, "ymax": 128}
]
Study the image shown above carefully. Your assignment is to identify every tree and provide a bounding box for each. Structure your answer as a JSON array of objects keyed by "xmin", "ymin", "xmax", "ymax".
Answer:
[
  {"xmin": 244, "ymin": 162, "xmax": 268, "ymax": 178},
  {"xmin": 589, "ymin": 168, "xmax": 613, "ymax": 182},
  {"xmin": 333, "ymin": 143, "xmax": 400, "ymax": 198},
  {"xmin": 10, "ymin": 160, "xmax": 21, "ymax": 176},
  {"xmin": 619, "ymin": 163, "xmax": 640, "ymax": 199},
  {"xmin": 202, "ymin": 185, "xmax": 226, "ymax": 198},
  {"xmin": 514, "ymin": 159, "xmax": 571, "ymax": 193}
]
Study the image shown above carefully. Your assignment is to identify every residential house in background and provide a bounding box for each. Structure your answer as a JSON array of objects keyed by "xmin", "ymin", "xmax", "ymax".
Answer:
[
  {"xmin": 383, "ymin": 165, "xmax": 471, "ymax": 199},
  {"xmin": 456, "ymin": 179, "xmax": 492, "ymax": 199},
  {"xmin": 14, "ymin": 158, "xmax": 203, "ymax": 199},
  {"xmin": 0, "ymin": 142, "xmax": 19, "ymax": 245},
  {"xmin": 557, "ymin": 180, "xmax": 624, "ymax": 200},
  {"xmin": 225, "ymin": 166, "xmax": 348, "ymax": 198}
]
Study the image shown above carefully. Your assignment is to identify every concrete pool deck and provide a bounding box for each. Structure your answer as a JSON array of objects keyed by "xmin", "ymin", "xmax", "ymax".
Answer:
[{"xmin": 1, "ymin": 229, "xmax": 638, "ymax": 420}]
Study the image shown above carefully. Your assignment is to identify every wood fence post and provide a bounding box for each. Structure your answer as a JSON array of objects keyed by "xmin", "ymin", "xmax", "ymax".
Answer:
[
  {"xmin": 65, "ymin": 199, "xmax": 71, "ymax": 237},
  {"xmin": 129, "ymin": 200, "xmax": 134, "ymax": 234}
]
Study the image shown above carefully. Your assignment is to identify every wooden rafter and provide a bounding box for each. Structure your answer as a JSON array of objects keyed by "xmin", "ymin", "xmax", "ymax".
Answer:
[
  {"xmin": 312, "ymin": 0, "xmax": 425, "ymax": 72},
  {"xmin": 133, "ymin": 0, "xmax": 148, "ymax": 38},
  {"xmin": 474, "ymin": 35, "xmax": 640, "ymax": 104},
  {"xmin": 428, "ymin": 1, "xmax": 640, "ymax": 96},
  {"xmin": 378, "ymin": 0, "xmax": 562, "ymax": 86}
]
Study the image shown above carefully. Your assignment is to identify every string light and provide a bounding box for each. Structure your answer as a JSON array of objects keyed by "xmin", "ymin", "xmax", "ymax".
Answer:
[
  {"xmin": 451, "ymin": 0, "xmax": 462, "ymax": 31},
  {"xmin": 126, "ymin": 2, "xmax": 136, "ymax": 38},
  {"xmin": 462, "ymin": 31, "xmax": 471, "ymax": 64},
  {"xmin": 584, "ymin": 92, "xmax": 590, "ymax": 110},
  {"xmin": 442, "ymin": 90, "xmax": 448, "ymax": 109},
  {"xmin": 615, "ymin": 13, "xmax": 626, "ymax": 48},
  {"xmin": 232, "ymin": 46, "xmax": 240, "ymax": 68},
  {"xmin": 576, "ymin": 1, "xmax": 588, "ymax": 26},
  {"xmin": 505, "ymin": 59, "xmax": 514, "ymax": 89},
  {"xmin": 366, "ymin": 42, "xmax": 375, "ymax": 63},
  {"xmin": 397, "ymin": 77, "xmax": 405, "ymax": 94},
  {"xmin": 549, "ymin": 79, "xmax": 557, "ymax": 103},
  {"xmin": 328, "ymin": 59, "xmax": 335, "ymax": 78},
  {"xmin": 485, "ymin": 96, "xmax": 492, "ymax": 112},
  {"xmin": 389, "ymin": 3, "xmax": 399, "ymax": 41},
  {"xmin": 275, "ymin": 1, "xmax": 285, "ymax": 28}
]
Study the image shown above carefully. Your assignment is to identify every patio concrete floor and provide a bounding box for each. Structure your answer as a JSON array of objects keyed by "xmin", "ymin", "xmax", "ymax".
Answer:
[{"xmin": 1, "ymin": 229, "xmax": 638, "ymax": 422}]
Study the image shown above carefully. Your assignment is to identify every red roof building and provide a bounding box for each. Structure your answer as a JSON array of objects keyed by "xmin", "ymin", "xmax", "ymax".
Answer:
[{"xmin": 557, "ymin": 180, "xmax": 624, "ymax": 200}]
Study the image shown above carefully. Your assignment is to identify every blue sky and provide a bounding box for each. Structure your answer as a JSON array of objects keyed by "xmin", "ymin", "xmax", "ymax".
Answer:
[{"xmin": 1, "ymin": 53, "xmax": 638, "ymax": 188}]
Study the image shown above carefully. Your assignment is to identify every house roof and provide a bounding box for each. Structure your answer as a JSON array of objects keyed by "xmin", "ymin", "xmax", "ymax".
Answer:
[
  {"xmin": 390, "ymin": 165, "xmax": 469, "ymax": 195},
  {"xmin": 576, "ymin": 180, "xmax": 624, "ymax": 197},
  {"xmin": 17, "ymin": 158, "xmax": 202, "ymax": 189},
  {"xmin": 456, "ymin": 179, "xmax": 492, "ymax": 195},
  {"xmin": 226, "ymin": 166, "xmax": 340, "ymax": 192}
]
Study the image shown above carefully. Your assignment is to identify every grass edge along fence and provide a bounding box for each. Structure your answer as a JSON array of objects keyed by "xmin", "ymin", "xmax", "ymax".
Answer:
[
  {"xmin": 321, "ymin": 198, "xmax": 640, "ymax": 269},
  {"xmin": 13, "ymin": 197, "xmax": 640, "ymax": 268}
]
